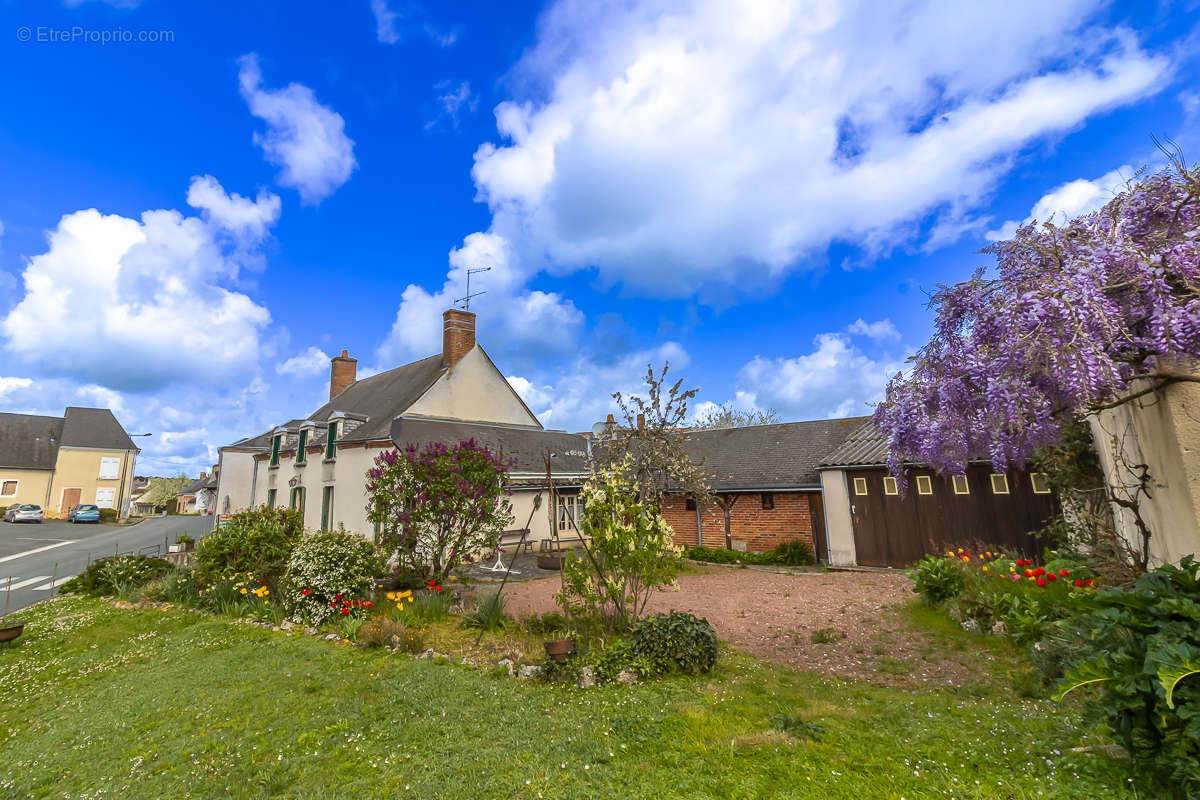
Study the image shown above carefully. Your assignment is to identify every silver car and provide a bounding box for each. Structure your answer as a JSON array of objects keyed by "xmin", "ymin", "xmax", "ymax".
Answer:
[{"xmin": 6, "ymin": 504, "xmax": 43, "ymax": 523}]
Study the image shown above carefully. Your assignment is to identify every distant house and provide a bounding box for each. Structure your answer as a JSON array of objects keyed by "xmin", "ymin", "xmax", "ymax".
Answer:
[
  {"xmin": 0, "ymin": 407, "xmax": 140, "ymax": 517},
  {"xmin": 817, "ymin": 422, "xmax": 1057, "ymax": 568},
  {"xmin": 216, "ymin": 309, "xmax": 589, "ymax": 545},
  {"xmin": 176, "ymin": 469, "xmax": 218, "ymax": 515},
  {"xmin": 660, "ymin": 418, "xmax": 865, "ymax": 557}
]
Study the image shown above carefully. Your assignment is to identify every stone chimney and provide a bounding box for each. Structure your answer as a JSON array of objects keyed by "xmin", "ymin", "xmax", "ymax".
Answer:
[
  {"xmin": 330, "ymin": 350, "xmax": 357, "ymax": 399},
  {"xmin": 442, "ymin": 309, "xmax": 476, "ymax": 368}
]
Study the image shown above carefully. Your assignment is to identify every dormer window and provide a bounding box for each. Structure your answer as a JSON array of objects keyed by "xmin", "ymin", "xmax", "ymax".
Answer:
[
  {"xmin": 296, "ymin": 429, "xmax": 308, "ymax": 464},
  {"xmin": 270, "ymin": 434, "xmax": 281, "ymax": 467},
  {"xmin": 325, "ymin": 420, "xmax": 339, "ymax": 460}
]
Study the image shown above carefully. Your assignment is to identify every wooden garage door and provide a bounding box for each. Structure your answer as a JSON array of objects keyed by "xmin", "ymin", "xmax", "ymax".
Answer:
[{"xmin": 849, "ymin": 467, "xmax": 1055, "ymax": 568}]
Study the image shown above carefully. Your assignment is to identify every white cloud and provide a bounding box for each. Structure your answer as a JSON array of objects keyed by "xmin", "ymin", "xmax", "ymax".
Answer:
[
  {"xmin": 186, "ymin": 174, "xmax": 281, "ymax": 244},
  {"xmin": 459, "ymin": 0, "xmax": 1167, "ymax": 298},
  {"xmin": 426, "ymin": 80, "xmax": 478, "ymax": 130},
  {"xmin": 734, "ymin": 333, "xmax": 905, "ymax": 421},
  {"xmin": 846, "ymin": 318, "xmax": 900, "ymax": 342},
  {"xmin": 0, "ymin": 376, "xmax": 33, "ymax": 401},
  {"xmin": 371, "ymin": 0, "xmax": 458, "ymax": 47},
  {"xmin": 62, "ymin": 0, "xmax": 141, "ymax": 7},
  {"xmin": 986, "ymin": 166, "xmax": 1134, "ymax": 240},
  {"xmin": 371, "ymin": 0, "xmax": 402, "ymax": 44},
  {"xmin": 276, "ymin": 346, "xmax": 332, "ymax": 377},
  {"xmin": 238, "ymin": 54, "xmax": 357, "ymax": 204},
  {"xmin": 1, "ymin": 178, "xmax": 274, "ymax": 392}
]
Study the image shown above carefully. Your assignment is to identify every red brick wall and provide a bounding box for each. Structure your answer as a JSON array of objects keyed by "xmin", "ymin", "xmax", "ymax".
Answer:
[{"xmin": 661, "ymin": 492, "xmax": 814, "ymax": 552}]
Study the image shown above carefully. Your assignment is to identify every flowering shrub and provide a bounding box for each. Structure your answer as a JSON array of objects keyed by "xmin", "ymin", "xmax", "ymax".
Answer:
[
  {"xmin": 557, "ymin": 457, "xmax": 682, "ymax": 629},
  {"xmin": 194, "ymin": 507, "xmax": 303, "ymax": 589},
  {"xmin": 366, "ymin": 439, "xmax": 514, "ymax": 581},
  {"xmin": 280, "ymin": 530, "xmax": 386, "ymax": 624}
]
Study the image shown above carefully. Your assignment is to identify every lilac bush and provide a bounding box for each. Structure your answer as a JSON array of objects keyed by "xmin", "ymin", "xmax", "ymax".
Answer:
[
  {"xmin": 876, "ymin": 160, "xmax": 1200, "ymax": 478},
  {"xmin": 366, "ymin": 439, "xmax": 515, "ymax": 581}
]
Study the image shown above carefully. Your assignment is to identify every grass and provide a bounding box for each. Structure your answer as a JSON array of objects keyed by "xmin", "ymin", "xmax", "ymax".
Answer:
[{"xmin": 0, "ymin": 595, "xmax": 1138, "ymax": 799}]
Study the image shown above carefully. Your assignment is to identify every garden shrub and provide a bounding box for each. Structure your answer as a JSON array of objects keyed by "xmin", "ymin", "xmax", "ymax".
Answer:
[
  {"xmin": 773, "ymin": 540, "xmax": 814, "ymax": 566},
  {"xmin": 631, "ymin": 611, "xmax": 718, "ymax": 676},
  {"xmin": 411, "ymin": 588, "xmax": 455, "ymax": 621},
  {"xmin": 1055, "ymin": 557, "xmax": 1200, "ymax": 799},
  {"xmin": 99, "ymin": 508, "xmax": 118, "ymax": 523},
  {"xmin": 58, "ymin": 555, "xmax": 173, "ymax": 597},
  {"xmin": 194, "ymin": 507, "xmax": 303, "ymax": 588},
  {"xmin": 466, "ymin": 592, "xmax": 508, "ymax": 632},
  {"xmin": 521, "ymin": 611, "xmax": 568, "ymax": 636},
  {"xmin": 685, "ymin": 543, "xmax": 813, "ymax": 566},
  {"xmin": 279, "ymin": 529, "xmax": 385, "ymax": 625},
  {"xmin": 910, "ymin": 554, "xmax": 966, "ymax": 605},
  {"xmin": 161, "ymin": 568, "xmax": 200, "ymax": 606}
]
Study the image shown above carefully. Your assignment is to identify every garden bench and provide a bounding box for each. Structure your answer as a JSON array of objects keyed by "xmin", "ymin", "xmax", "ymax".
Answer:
[
  {"xmin": 539, "ymin": 529, "xmax": 589, "ymax": 552},
  {"xmin": 483, "ymin": 528, "xmax": 533, "ymax": 572}
]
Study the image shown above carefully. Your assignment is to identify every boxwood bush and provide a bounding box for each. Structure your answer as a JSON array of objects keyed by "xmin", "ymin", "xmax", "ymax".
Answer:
[
  {"xmin": 909, "ymin": 554, "xmax": 966, "ymax": 605},
  {"xmin": 631, "ymin": 611, "xmax": 718, "ymax": 675},
  {"xmin": 194, "ymin": 507, "xmax": 303, "ymax": 588}
]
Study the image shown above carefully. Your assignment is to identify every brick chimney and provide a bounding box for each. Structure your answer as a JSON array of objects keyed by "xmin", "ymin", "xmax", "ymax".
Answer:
[
  {"xmin": 442, "ymin": 309, "xmax": 476, "ymax": 368},
  {"xmin": 330, "ymin": 350, "xmax": 357, "ymax": 399}
]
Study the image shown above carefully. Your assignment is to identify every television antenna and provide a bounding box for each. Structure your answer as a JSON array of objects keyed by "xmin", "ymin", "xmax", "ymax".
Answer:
[{"xmin": 455, "ymin": 267, "xmax": 491, "ymax": 311}]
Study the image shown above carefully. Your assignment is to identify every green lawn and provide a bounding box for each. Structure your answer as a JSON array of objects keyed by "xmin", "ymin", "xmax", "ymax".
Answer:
[{"xmin": 0, "ymin": 596, "xmax": 1134, "ymax": 799}]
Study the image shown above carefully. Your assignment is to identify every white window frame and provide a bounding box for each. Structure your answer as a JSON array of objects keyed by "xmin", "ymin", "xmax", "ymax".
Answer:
[
  {"xmin": 94, "ymin": 487, "xmax": 117, "ymax": 509},
  {"xmin": 916, "ymin": 475, "xmax": 933, "ymax": 495},
  {"xmin": 0, "ymin": 479, "xmax": 17, "ymax": 497},
  {"xmin": 990, "ymin": 473, "xmax": 1010, "ymax": 495},
  {"xmin": 952, "ymin": 474, "xmax": 970, "ymax": 495},
  {"xmin": 98, "ymin": 457, "xmax": 120, "ymax": 479},
  {"xmin": 883, "ymin": 476, "xmax": 898, "ymax": 496}
]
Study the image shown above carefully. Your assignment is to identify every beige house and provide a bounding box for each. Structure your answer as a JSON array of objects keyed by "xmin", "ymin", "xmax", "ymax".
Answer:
[
  {"xmin": 0, "ymin": 407, "xmax": 140, "ymax": 517},
  {"xmin": 216, "ymin": 309, "xmax": 589, "ymax": 545}
]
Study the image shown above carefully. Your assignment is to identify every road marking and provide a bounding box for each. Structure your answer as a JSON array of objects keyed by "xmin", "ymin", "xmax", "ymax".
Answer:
[
  {"xmin": 0, "ymin": 540, "xmax": 77, "ymax": 564},
  {"xmin": 5, "ymin": 575, "xmax": 51, "ymax": 590},
  {"xmin": 31, "ymin": 576, "xmax": 73, "ymax": 591},
  {"xmin": 14, "ymin": 537, "xmax": 73, "ymax": 542}
]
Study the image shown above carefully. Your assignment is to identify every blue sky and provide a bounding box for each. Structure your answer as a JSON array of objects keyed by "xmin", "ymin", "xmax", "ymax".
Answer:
[{"xmin": 0, "ymin": 0, "xmax": 1198, "ymax": 476}]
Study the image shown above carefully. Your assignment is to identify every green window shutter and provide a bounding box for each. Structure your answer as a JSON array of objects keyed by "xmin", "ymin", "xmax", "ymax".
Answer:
[
  {"xmin": 266, "ymin": 488, "xmax": 276, "ymax": 509},
  {"xmin": 321, "ymin": 486, "xmax": 334, "ymax": 530},
  {"xmin": 270, "ymin": 435, "xmax": 281, "ymax": 466},
  {"xmin": 325, "ymin": 421, "xmax": 338, "ymax": 460},
  {"xmin": 297, "ymin": 430, "xmax": 307, "ymax": 464}
]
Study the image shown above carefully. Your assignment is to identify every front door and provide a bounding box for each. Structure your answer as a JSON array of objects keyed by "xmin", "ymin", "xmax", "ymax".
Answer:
[{"xmin": 61, "ymin": 487, "xmax": 81, "ymax": 517}]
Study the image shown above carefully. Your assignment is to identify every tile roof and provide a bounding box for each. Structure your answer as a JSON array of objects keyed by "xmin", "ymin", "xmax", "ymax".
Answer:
[
  {"xmin": 390, "ymin": 417, "xmax": 589, "ymax": 476},
  {"xmin": 681, "ymin": 417, "xmax": 868, "ymax": 490},
  {"xmin": 816, "ymin": 420, "xmax": 889, "ymax": 468},
  {"xmin": 0, "ymin": 412, "xmax": 64, "ymax": 469},
  {"xmin": 59, "ymin": 407, "xmax": 137, "ymax": 451}
]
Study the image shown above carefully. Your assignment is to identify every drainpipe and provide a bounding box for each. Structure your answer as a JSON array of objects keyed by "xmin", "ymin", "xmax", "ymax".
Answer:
[
  {"xmin": 695, "ymin": 501, "xmax": 702, "ymax": 547},
  {"xmin": 249, "ymin": 453, "xmax": 259, "ymax": 510}
]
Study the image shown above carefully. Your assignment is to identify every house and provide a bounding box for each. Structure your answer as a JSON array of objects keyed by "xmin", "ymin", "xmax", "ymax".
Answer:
[
  {"xmin": 660, "ymin": 418, "xmax": 866, "ymax": 557},
  {"xmin": 176, "ymin": 468, "xmax": 218, "ymax": 515},
  {"xmin": 216, "ymin": 309, "xmax": 588, "ymax": 544},
  {"xmin": 817, "ymin": 422, "xmax": 1057, "ymax": 568},
  {"xmin": 0, "ymin": 407, "xmax": 140, "ymax": 518}
]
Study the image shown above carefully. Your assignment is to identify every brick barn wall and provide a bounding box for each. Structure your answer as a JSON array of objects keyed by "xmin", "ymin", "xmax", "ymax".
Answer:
[{"xmin": 661, "ymin": 492, "xmax": 814, "ymax": 552}]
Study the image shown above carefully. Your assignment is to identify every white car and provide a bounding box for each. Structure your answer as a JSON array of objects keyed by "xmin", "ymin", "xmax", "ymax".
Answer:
[{"xmin": 5, "ymin": 504, "xmax": 43, "ymax": 523}]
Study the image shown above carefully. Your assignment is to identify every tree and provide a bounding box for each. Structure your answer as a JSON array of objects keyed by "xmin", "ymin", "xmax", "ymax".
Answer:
[
  {"xmin": 557, "ymin": 458, "xmax": 682, "ymax": 629},
  {"xmin": 365, "ymin": 439, "xmax": 514, "ymax": 581},
  {"xmin": 692, "ymin": 404, "xmax": 780, "ymax": 430},
  {"xmin": 140, "ymin": 473, "xmax": 190, "ymax": 511},
  {"xmin": 875, "ymin": 157, "xmax": 1200, "ymax": 568},
  {"xmin": 594, "ymin": 362, "xmax": 711, "ymax": 510}
]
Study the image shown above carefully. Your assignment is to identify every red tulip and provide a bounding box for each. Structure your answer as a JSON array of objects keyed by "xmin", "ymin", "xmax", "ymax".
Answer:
[
  {"xmin": 1074, "ymin": 579, "xmax": 1084, "ymax": 587},
  {"xmin": 1085, "ymin": 579, "xmax": 1094, "ymax": 586},
  {"xmin": 1036, "ymin": 577, "xmax": 1047, "ymax": 587},
  {"xmin": 1047, "ymin": 573, "xmax": 1057, "ymax": 582},
  {"xmin": 1058, "ymin": 569, "xmax": 1070, "ymax": 577},
  {"xmin": 340, "ymin": 608, "xmax": 349, "ymax": 615},
  {"xmin": 302, "ymin": 589, "xmax": 311, "ymax": 596}
]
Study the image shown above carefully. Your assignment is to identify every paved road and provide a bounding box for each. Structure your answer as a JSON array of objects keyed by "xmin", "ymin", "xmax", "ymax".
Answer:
[{"xmin": 0, "ymin": 516, "xmax": 214, "ymax": 615}]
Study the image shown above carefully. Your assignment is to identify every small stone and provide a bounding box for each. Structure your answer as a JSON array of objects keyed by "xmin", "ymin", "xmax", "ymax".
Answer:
[
  {"xmin": 271, "ymin": 625, "xmax": 281, "ymax": 632},
  {"xmin": 304, "ymin": 627, "xmax": 319, "ymax": 636},
  {"xmin": 432, "ymin": 652, "xmax": 448, "ymax": 661},
  {"xmin": 461, "ymin": 657, "xmax": 477, "ymax": 667},
  {"xmin": 417, "ymin": 649, "xmax": 434, "ymax": 660},
  {"xmin": 990, "ymin": 620, "xmax": 1007, "ymax": 636},
  {"xmin": 497, "ymin": 658, "xmax": 515, "ymax": 676},
  {"xmin": 280, "ymin": 620, "xmax": 296, "ymax": 630},
  {"xmin": 577, "ymin": 666, "xmax": 596, "ymax": 689},
  {"xmin": 616, "ymin": 669, "xmax": 638, "ymax": 685},
  {"xmin": 960, "ymin": 619, "xmax": 980, "ymax": 634},
  {"xmin": 325, "ymin": 633, "xmax": 340, "ymax": 642},
  {"xmin": 518, "ymin": 665, "xmax": 543, "ymax": 679}
]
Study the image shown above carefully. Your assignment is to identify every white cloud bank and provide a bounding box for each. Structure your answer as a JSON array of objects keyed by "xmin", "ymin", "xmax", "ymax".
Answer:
[
  {"xmin": 1, "ymin": 177, "xmax": 277, "ymax": 392},
  {"xmin": 986, "ymin": 166, "xmax": 1134, "ymax": 240},
  {"xmin": 238, "ymin": 54, "xmax": 358, "ymax": 204},
  {"xmin": 276, "ymin": 346, "xmax": 332, "ymax": 377}
]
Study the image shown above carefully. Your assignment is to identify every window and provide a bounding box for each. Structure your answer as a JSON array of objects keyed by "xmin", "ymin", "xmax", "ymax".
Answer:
[
  {"xmin": 290, "ymin": 486, "xmax": 306, "ymax": 516},
  {"xmin": 98, "ymin": 457, "xmax": 119, "ymax": 479},
  {"xmin": 952, "ymin": 474, "xmax": 970, "ymax": 495},
  {"xmin": 990, "ymin": 473, "xmax": 1010, "ymax": 495},
  {"xmin": 266, "ymin": 488, "xmax": 276, "ymax": 509},
  {"xmin": 853, "ymin": 477, "xmax": 868, "ymax": 495},
  {"xmin": 270, "ymin": 435, "xmax": 281, "ymax": 467},
  {"xmin": 296, "ymin": 429, "xmax": 308, "ymax": 464},
  {"xmin": 1, "ymin": 480, "xmax": 16, "ymax": 497},
  {"xmin": 321, "ymin": 486, "xmax": 334, "ymax": 530},
  {"xmin": 325, "ymin": 421, "xmax": 338, "ymax": 460},
  {"xmin": 761, "ymin": 493, "xmax": 775, "ymax": 510},
  {"xmin": 94, "ymin": 488, "xmax": 116, "ymax": 508},
  {"xmin": 685, "ymin": 497, "xmax": 696, "ymax": 511},
  {"xmin": 1030, "ymin": 473, "xmax": 1052, "ymax": 494},
  {"xmin": 557, "ymin": 493, "xmax": 580, "ymax": 531},
  {"xmin": 883, "ymin": 476, "xmax": 898, "ymax": 496},
  {"xmin": 916, "ymin": 475, "xmax": 933, "ymax": 495}
]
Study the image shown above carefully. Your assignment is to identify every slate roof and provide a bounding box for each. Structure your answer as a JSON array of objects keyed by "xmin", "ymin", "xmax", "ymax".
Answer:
[
  {"xmin": 681, "ymin": 417, "xmax": 868, "ymax": 490},
  {"xmin": 59, "ymin": 407, "xmax": 137, "ymax": 451},
  {"xmin": 0, "ymin": 412, "xmax": 64, "ymax": 470},
  {"xmin": 816, "ymin": 420, "xmax": 888, "ymax": 468},
  {"xmin": 305, "ymin": 355, "xmax": 447, "ymax": 444},
  {"xmin": 390, "ymin": 418, "xmax": 589, "ymax": 477}
]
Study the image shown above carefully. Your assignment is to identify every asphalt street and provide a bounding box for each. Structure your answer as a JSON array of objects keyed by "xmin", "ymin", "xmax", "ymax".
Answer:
[{"xmin": 0, "ymin": 515, "xmax": 214, "ymax": 615}]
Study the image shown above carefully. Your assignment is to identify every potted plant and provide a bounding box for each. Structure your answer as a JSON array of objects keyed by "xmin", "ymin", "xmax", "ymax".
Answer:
[
  {"xmin": 543, "ymin": 637, "xmax": 576, "ymax": 663},
  {"xmin": 0, "ymin": 620, "xmax": 24, "ymax": 644},
  {"xmin": 175, "ymin": 534, "xmax": 195, "ymax": 552}
]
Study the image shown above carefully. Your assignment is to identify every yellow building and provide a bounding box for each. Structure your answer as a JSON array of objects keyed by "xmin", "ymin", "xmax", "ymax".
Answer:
[{"xmin": 0, "ymin": 407, "xmax": 140, "ymax": 518}]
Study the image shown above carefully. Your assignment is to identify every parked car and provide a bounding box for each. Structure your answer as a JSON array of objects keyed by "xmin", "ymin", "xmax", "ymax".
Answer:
[
  {"xmin": 67, "ymin": 504, "xmax": 101, "ymax": 524},
  {"xmin": 2, "ymin": 504, "xmax": 18, "ymax": 522},
  {"xmin": 6, "ymin": 504, "xmax": 43, "ymax": 523}
]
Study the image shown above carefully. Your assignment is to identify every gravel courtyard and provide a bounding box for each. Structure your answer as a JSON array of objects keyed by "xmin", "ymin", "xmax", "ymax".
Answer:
[{"xmin": 495, "ymin": 564, "xmax": 993, "ymax": 686}]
